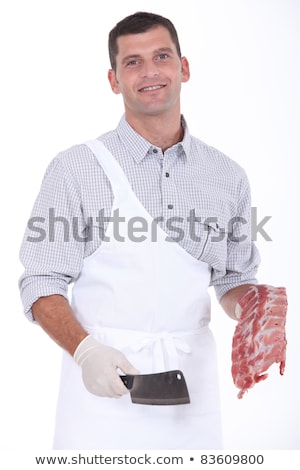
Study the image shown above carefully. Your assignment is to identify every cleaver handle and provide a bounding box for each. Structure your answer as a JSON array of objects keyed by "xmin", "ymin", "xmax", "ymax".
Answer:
[{"xmin": 120, "ymin": 374, "xmax": 134, "ymax": 389}]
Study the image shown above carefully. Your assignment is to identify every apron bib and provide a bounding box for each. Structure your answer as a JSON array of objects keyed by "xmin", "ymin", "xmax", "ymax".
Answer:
[{"xmin": 53, "ymin": 140, "xmax": 223, "ymax": 449}]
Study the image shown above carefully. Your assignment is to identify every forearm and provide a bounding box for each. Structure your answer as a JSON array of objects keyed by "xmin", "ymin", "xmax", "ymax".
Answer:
[
  {"xmin": 32, "ymin": 294, "xmax": 88, "ymax": 355},
  {"xmin": 32, "ymin": 294, "xmax": 139, "ymax": 398},
  {"xmin": 219, "ymin": 284, "xmax": 255, "ymax": 320}
]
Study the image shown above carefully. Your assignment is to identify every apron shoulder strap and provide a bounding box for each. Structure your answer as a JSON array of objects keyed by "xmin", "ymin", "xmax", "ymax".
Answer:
[{"xmin": 84, "ymin": 139, "xmax": 132, "ymax": 192}]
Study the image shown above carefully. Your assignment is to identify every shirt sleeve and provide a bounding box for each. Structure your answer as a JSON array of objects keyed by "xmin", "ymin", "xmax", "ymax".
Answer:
[
  {"xmin": 211, "ymin": 171, "xmax": 261, "ymax": 301},
  {"xmin": 18, "ymin": 155, "xmax": 86, "ymax": 322}
]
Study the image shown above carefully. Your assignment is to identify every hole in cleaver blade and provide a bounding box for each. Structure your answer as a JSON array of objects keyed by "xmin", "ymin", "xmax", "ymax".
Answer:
[{"xmin": 120, "ymin": 370, "xmax": 190, "ymax": 405}]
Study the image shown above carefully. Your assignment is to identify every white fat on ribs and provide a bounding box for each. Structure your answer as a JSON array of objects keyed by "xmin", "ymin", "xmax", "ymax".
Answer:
[{"xmin": 231, "ymin": 284, "xmax": 287, "ymax": 399}]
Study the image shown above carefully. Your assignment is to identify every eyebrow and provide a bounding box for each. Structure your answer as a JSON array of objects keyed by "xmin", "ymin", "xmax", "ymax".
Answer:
[{"xmin": 121, "ymin": 47, "xmax": 174, "ymax": 65}]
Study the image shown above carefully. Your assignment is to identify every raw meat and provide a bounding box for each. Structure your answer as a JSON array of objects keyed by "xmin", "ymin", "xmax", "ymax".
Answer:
[{"xmin": 231, "ymin": 284, "xmax": 287, "ymax": 399}]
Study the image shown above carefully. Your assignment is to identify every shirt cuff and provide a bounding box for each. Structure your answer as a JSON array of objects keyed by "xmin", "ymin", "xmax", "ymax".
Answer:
[
  {"xmin": 20, "ymin": 277, "xmax": 69, "ymax": 322},
  {"xmin": 213, "ymin": 278, "xmax": 258, "ymax": 302}
]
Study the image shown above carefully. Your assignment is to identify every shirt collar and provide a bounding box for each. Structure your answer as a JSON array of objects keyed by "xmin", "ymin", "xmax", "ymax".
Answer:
[{"xmin": 116, "ymin": 114, "xmax": 191, "ymax": 163}]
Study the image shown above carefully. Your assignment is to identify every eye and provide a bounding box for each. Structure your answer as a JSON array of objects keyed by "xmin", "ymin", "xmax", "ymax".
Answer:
[
  {"xmin": 157, "ymin": 53, "xmax": 169, "ymax": 60},
  {"xmin": 126, "ymin": 59, "xmax": 139, "ymax": 67}
]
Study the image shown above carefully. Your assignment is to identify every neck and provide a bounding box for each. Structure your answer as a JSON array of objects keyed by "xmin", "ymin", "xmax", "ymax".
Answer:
[{"xmin": 125, "ymin": 111, "xmax": 183, "ymax": 152}]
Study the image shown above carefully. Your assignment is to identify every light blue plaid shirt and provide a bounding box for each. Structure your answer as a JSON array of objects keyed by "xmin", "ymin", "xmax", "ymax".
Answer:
[{"xmin": 19, "ymin": 115, "xmax": 260, "ymax": 320}]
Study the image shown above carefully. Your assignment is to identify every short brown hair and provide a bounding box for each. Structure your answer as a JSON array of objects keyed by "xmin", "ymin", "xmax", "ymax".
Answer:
[{"xmin": 108, "ymin": 12, "xmax": 182, "ymax": 71}]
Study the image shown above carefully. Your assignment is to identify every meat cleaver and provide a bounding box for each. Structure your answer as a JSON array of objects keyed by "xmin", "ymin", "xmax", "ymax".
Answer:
[{"xmin": 120, "ymin": 370, "xmax": 190, "ymax": 405}]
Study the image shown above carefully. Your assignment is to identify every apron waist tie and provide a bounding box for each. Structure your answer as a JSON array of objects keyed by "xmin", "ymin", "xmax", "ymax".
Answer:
[{"xmin": 89, "ymin": 325, "xmax": 209, "ymax": 372}]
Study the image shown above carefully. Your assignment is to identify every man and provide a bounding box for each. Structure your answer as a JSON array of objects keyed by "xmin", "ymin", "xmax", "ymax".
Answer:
[{"xmin": 19, "ymin": 12, "xmax": 286, "ymax": 449}]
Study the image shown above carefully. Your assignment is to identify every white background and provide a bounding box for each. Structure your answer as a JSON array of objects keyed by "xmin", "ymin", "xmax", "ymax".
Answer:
[{"xmin": 0, "ymin": 0, "xmax": 299, "ymax": 451}]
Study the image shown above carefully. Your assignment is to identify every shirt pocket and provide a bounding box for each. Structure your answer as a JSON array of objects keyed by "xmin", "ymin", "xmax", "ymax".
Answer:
[{"xmin": 196, "ymin": 216, "xmax": 228, "ymax": 275}]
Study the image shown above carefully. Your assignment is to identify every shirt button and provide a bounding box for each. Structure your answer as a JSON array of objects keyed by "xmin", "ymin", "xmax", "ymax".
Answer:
[
  {"xmin": 165, "ymin": 172, "xmax": 170, "ymax": 177},
  {"xmin": 167, "ymin": 204, "xmax": 173, "ymax": 210},
  {"xmin": 153, "ymin": 148, "xmax": 158, "ymax": 154}
]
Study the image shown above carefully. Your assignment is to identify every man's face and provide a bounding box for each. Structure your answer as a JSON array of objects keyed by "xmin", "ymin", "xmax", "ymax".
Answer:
[{"xmin": 108, "ymin": 26, "xmax": 190, "ymax": 119}]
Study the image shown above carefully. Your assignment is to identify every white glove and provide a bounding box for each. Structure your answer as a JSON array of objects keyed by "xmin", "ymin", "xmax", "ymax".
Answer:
[{"xmin": 74, "ymin": 335, "xmax": 139, "ymax": 398}]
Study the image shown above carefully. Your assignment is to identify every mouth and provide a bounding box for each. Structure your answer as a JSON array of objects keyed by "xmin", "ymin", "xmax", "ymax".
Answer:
[{"xmin": 138, "ymin": 84, "xmax": 166, "ymax": 92}]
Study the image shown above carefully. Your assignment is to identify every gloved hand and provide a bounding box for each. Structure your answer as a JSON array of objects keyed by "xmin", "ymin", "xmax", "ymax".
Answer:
[{"xmin": 74, "ymin": 335, "xmax": 139, "ymax": 398}]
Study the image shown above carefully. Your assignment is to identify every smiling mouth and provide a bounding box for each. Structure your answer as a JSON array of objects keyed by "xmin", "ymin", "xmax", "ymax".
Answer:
[{"xmin": 138, "ymin": 85, "xmax": 166, "ymax": 92}]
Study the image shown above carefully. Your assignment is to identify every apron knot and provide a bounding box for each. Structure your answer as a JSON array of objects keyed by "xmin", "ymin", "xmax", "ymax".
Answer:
[
  {"xmin": 88, "ymin": 325, "xmax": 209, "ymax": 372},
  {"xmin": 128, "ymin": 330, "xmax": 201, "ymax": 371}
]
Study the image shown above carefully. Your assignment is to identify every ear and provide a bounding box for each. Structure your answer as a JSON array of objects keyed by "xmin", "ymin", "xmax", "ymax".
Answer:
[
  {"xmin": 181, "ymin": 57, "xmax": 190, "ymax": 83},
  {"xmin": 108, "ymin": 69, "xmax": 121, "ymax": 94}
]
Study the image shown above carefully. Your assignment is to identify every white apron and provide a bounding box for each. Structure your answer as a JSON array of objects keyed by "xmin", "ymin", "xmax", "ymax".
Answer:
[{"xmin": 53, "ymin": 140, "xmax": 223, "ymax": 450}]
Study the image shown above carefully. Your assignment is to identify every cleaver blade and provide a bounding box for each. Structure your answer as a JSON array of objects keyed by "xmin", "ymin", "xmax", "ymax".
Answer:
[{"xmin": 120, "ymin": 370, "xmax": 190, "ymax": 405}]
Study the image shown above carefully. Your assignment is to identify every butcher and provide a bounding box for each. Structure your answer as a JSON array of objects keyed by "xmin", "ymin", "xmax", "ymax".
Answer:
[{"xmin": 18, "ymin": 11, "xmax": 287, "ymax": 449}]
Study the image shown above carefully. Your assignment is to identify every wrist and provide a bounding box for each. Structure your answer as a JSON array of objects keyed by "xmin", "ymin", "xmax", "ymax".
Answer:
[{"xmin": 73, "ymin": 334, "xmax": 99, "ymax": 366}]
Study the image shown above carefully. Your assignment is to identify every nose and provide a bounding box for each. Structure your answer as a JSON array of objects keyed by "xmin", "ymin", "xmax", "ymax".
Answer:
[{"xmin": 140, "ymin": 59, "xmax": 159, "ymax": 78}]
